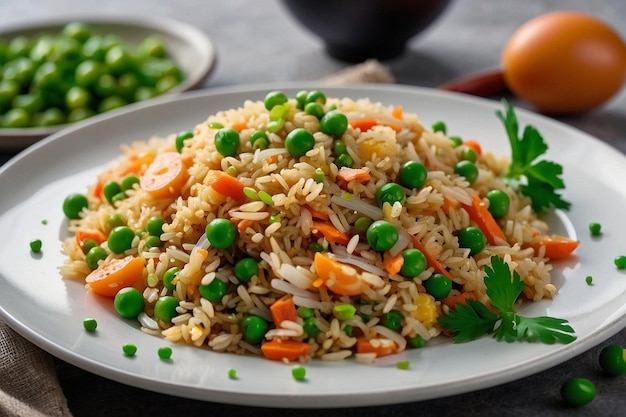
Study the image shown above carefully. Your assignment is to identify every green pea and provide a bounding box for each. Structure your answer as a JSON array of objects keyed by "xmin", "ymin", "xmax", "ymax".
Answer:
[
  {"xmin": 145, "ymin": 235, "xmax": 162, "ymax": 248},
  {"xmin": 303, "ymin": 317, "xmax": 320, "ymax": 338},
  {"xmin": 458, "ymin": 226, "xmax": 486, "ymax": 256},
  {"xmin": 320, "ymin": 110, "xmax": 348, "ymax": 136},
  {"xmin": 29, "ymin": 239, "xmax": 42, "ymax": 253},
  {"xmin": 138, "ymin": 35, "xmax": 166, "ymax": 58},
  {"xmin": 34, "ymin": 108, "xmax": 66, "ymax": 127},
  {"xmin": 408, "ymin": 334, "xmax": 426, "ymax": 349},
  {"xmin": 155, "ymin": 75, "xmax": 178, "ymax": 94},
  {"xmin": 12, "ymin": 92, "xmax": 44, "ymax": 113},
  {"xmin": 205, "ymin": 218, "xmax": 237, "ymax": 249},
  {"xmin": 3, "ymin": 108, "xmax": 30, "ymax": 128},
  {"xmin": 314, "ymin": 168, "xmax": 325, "ymax": 184},
  {"xmin": 486, "ymin": 189, "xmax": 510, "ymax": 219},
  {"xmin": 598, "ymin": 344, "xmax": 626, "ymax": 376},
  {"xmin": 431, "ymin": 120, "xmax": 446, "ymax": 134},
  {"xmin": 285, "ymin": 127, "xmax": 315, "ymax": 158},
  {"xmin": 163, "ymin": 267, "xmax": 179, "ymax": 291},
  {"xmin": 98, "ymin": 95, "xmax": 127, "ymax": 113},
  {"xmin": 305, "ymin": 90, "xmax": 326, "ymax": 105},
  {"xmin": 240, "ymin": 315, "xmax": 268, "ymax": 344},
  {"xmin": 264, "ymin": 90, "xmax": 288, "ymax": 110},
  {"xmin": 424, "ymin": 273, "xmax": 452, "ymax": 299},
  {"xmin": 295, "ymin": 90, "xmax": 308, "ymax": 109},
  {"xmin": 234, "ymin": 257, "xmax": 259, "ymax": 282},
  {"xmin": 85, "ymin": 246, "xmax": 107, "ymax": 270},
  {"xmin": 107, "ymin": 213, "xmax": 126, "ymax": 228},
  {"xmin": 449, "ymin": 136, "xmax": 463, "ymax": 147},
  {"xmin": 214, "ymin": 127, "xmax": 240, "ymax": 157},
  {"xmin": 459, "ymin": 146, "xmax": 478, "ymax": 163},
  {"xmin": 375, "ymin": 183, "xmax": 406, "ymax": 207},
  {"xmin": 396, "ymin": 361, "xmax": 410, "ymax": 370},
  {"xmin": 291, "ymin": 366, "xmax": 306, "ymax": 381},
  {"xmin": 366, "ymin": 220, "xmax": 399, "ymax": 252},
  {"xmin": 560, "ymin": 378, "xmax": 595, "ymax": 407},
  {"xmin": 122, "ymin": 343, "xmax": 137, "ymax": 357},
  {"xmin": 354, "ymin": 217, "xmax": 372, "ymax": 233},
  {"xmin": 227, "ymin": 368, "xmax": 237, "ymax": 379},
  {"xmin": 297, "ymin": 306, "xmax": 314, "ymax": 319},
  {"xmin": 454, "ymin": 160, "xmax": 479, "ymax": 184},
  {"xmin": 250, "ymin": 130, "xmax": 269, "ymax": 149},
  {"xmin": 83, "ymin": 317, "xmax": 98, "ymax": 332},
  {"xmin": 94, "ymin": 74, "xmax": 117, "ymax": 97},
  {"xmin": 333, "ymin": 140, "xmax": 348, "ymax": 156},
  {"xmin": 62, "ymin": 193, "xmax": 89, "ymax": 219},
  {"xmin": 400, "ymin": 248, "xmax": 427, "ymax": 277},
  {"xmin": 304, "ymin": 102, "xmax": 324, "ymax": 119},
  {"xmin": 589, "ymin": 222, "xmax": 602, "ymax": 236},
  {"xmin": 105, "ymin": 45, "xmax": 134, "ymax": 75},
  {"xmin": 67, "ymin": 107, "xmax": 93, "ymax": 124},
  {"xmin": 615, "ymin": 255, "xmax": 626, "ymax": 269},
  {"xmin": 32, "ymin": 61, "xmax": 62, "ymax": 89},
  {"xmin": 8, "ymin": 36, "xmax": 31, "ymax": 59},
  {"xmin": 154, "ymin": 295, "xmax": 179, "ymax": 322},
  {"xmin": 107, "ymin": 225, "xmax": 135, "ymax": 254},
  {"xmin": 158, "ymin": 346, "xmax": 173, "ymax": 360},
  {"xmin": 74, "ymin": 60, "xmax": 102, "ymax": 87},
  {"xmin": 0, "ymin": 80, "xmax": 19, "ymax": 109},
  {"xmin": 62, "ymin": 22, "xmax": 92, "ymax": 43},
  {"xmin": 199, "ymin": 278, "xmax": 228, "ymax": 302},
  {"xmin": 113, "ymin": 287, "xmax": 145, "ymax": 319},
  {"xmin": 335, "ymin": 153, "xmax": 354, "ymax": 168},
  {"xmin": 382, "ymin": 310, "xmax": 403, "ymax": 331},
  {"xmin": 399, "ymin": 160, "xmax": 428, "ymax": 189},
  {"xmin": 103, "ymin": 180, "xmax": 122, "ymax": 204},
  {"xmin": 120, "ymin": 174, "xmax": 140, "ymax": 191},
  {"xmin": 146, "ymin": 216, "xmax": 165, "ymax": 237},
  {"xmin": 81, "ymin": 238, "xmax": 98, "ymax": 255},
  {"xmin": 308, "ymin": 242, "xmax": 325, "ymax": 253},
  {"xmin": 134, "ymin": 86, "xmax": 156, "ymax": 102}
]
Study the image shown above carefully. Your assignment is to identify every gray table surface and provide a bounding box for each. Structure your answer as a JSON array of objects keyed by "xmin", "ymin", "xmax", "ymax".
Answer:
[{"xmin": 1, "ymin": 1, "xmax": 625, "ymax": 416}]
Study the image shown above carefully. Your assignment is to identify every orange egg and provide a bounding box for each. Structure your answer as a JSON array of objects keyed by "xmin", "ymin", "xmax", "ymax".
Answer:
[{"xmin": 502, "ymin": 11, "xmax": 626, "ymax": 114}]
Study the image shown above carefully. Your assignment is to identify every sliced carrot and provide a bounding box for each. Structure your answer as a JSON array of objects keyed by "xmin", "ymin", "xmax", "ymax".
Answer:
[
  {"xmin": 75, "ymin": 229, "xmax": 107, "ymax": 251},
  {"xmin": 409, "ymin": 235, "xmax": 453, "ymax": 279},
  {"xmin": 391, "ymin": 105, "xmax": 403, "ymax": 119},
  {"xmin": 441, "ymin": 197, "xmax": 461, "ymax": 214},
  {"xmin": 120, "ymin": 152, "xmax": 156, "ymax": 176},
  {"xmin": 270, "ymin": 295, "xmax": 299, "ymax": 327},
  {"xmin": 139, "ymin": 152, "xmax": 188, "ymax": 199},
  {"xmin": 349, "ymin": 118, "xmax": 378, "ymax": 132},
  {"xmin": 307, "ymin": 206, "xmax": 329, "ymax": 220},
  {"xmin": 441, "ymin": 291, "xmax": 477, "ymax": 310},
  {"xmin": 464, "ymin": 194, "xmax": 506, "ymax": 246},
  {"xmin": 204, "ymin": 170, "xmax": 246, "ymax": 201},
  {"xmin": 237, "ymin": 218, "xmax": 255, "ymax": 232},
  {"xmin": 462, "ymin": 140, "xmax": 482, "ymax": 156},
  {"xmin": 356, "ymin": 337, "xmax": 398, "ymax": 357},
  {"xmin": 313, "ymin": 252, "xmax": 369, "ymax": 296},
  {"xmin": 336, "ymin": 167, "xmax": 371, "ymax": 183},
  {"xmin": 311, "ymin": 221, "xmax": 350, "ymax": 245},
  {"xmin": 532, "ymin": 235, "xmax": 580, "ymax": 259},
  {"xmin": 261, "ymin": 339, "xmax": 312, "ymax": 362},
  {"xmin": 231, "ymin": 121, "xmax": 248, "ymax": 132},
  {"xmin": 85, "ymin": 255, "xmax": 144, "ymax": 297},
  {"xmin": 383, "ymin": 251, "xmax": 404, "ymax": 275}
]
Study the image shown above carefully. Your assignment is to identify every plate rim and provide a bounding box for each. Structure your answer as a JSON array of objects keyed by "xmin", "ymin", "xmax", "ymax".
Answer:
[{"xmin": 1, "ymin": 82, "xmax": 625, "ymax": 408}]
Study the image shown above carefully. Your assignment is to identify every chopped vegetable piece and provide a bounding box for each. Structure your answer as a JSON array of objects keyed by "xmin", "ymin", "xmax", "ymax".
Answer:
[
  {"xmin": 311, "ymin": 221, "xmax": 350, "ymax": 245},
  {"xmin": 261, "ymin": 339, "xmax": 311, "ymax": 362},
  {"xmin": 140, "ymin": 152, "xmax": 188, "ymax": 199},
  {"xmin": 382, "ymin": 251, "xmax": 404, "ymax": 275},
  {"xmin": 313, "ymin": 252, "xmax": 369, "ymax": 296},
  {"xmin": 589, "ymin": 222, "xmax": 602, "ymax": 236},
  {"xmin": 29, "ymin": 239, "xmax": 42, "ymax": 253},
  {"xmin": 270, "ymin": 295, "xmax": 299, "ymax": 326},
  {"xmin": 396, "ymin": 360, "xmax": 410, "ymax": 370},
  {"xmin": 227, "ymin": 368, "xmax": 237, "ymax": 379},
  {"xmin": 85, "ymin": 255, "xmax": 144, "ymax": 297},
  {"xmin": 464, "ymin": 195, "xmax": 506, "ymax": 246},
  {"xmin": 158, "ymin": 346, "xmax": 173, "ymax": 360},
  {"xmin": 336, "ymin": 167, "xmax": 371, "ymax": 183},
  {"xmin": 441, "ymin": 291, "xmax": 477, "ymax": 310},
  {"xmin": 75, "ymin": 229, "xmax": 107, "ymax": 252},
  {"xmin": 585, "ymin": 276, "xmax": 593, "ymax": 285},
  {"xmin": 333, "ymin": 304, "xmax": 357, "ymax": 321},
  {"xmin": 532, "ymin": 235, "xmax": 579, "ymax": 259},
  {"xmin": 356, "ymin": 337, "xmax": 398, "ymax": 357},
  {"xmin": 205, "ymin": 170, "xmax": 246, "ymax": 201}
]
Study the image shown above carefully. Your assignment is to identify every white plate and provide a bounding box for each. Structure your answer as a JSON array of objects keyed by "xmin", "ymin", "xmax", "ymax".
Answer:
[
  {"xmin": 0, "ymin": 84, "xmax": 625, "ymax": 408},
  {"xmin": 0, "ymin": 14, "xmax": 217, "ymax": 151}
]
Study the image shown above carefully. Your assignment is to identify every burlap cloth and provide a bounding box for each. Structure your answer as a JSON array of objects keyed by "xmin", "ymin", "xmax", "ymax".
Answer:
[{"xmin": 0, "ymin": 61, "xmax": 394, "ymax": 417}]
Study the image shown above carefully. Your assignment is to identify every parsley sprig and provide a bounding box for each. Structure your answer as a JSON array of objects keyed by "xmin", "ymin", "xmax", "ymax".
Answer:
[
  {"xmin": 497, "ymin": 100, "xmax": 571, "ymax": 213},
  {"xmin": 439, "ymin": 256, "xmax": 577, "ymax": 344}
]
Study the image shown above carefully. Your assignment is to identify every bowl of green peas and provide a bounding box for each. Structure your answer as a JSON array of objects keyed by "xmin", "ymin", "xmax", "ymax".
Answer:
[{"xmin": 0, "ymin": 15, "xmax": 216, "ymax": 150}]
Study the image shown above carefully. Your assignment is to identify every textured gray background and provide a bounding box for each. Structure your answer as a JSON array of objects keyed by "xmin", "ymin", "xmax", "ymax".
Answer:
[{"xmin": 1, "ymin": 1, "xmax": 625, "ymax": 416}]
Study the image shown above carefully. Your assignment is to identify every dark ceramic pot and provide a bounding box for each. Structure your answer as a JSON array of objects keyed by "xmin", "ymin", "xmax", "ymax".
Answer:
[{"xmin": 280, "ymin": 0, "xmax": 453, "ymax": 62}]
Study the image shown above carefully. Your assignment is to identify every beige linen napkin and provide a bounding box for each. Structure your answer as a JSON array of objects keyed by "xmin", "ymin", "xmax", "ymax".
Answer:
[{"xmin": 0, "ymin": 61, "xmax": 392, "ymax": 417}]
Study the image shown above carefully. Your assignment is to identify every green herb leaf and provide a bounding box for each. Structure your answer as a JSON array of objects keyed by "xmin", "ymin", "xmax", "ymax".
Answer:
[
  {"xmin": 438, "ymin": 255, "xmax": 577, "ymax": 345},
  {"xmin": 496, "ymin": 100, "xmax": 570, "ymax": 212}
]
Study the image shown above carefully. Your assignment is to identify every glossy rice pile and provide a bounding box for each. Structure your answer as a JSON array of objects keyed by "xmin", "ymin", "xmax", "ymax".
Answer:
[{"xmin": 60, "ymin": 94, "xmax": 555, "ymax": 363}]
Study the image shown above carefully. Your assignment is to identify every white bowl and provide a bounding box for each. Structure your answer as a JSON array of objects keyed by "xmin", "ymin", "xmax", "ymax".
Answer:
[{"xmin": 0, "ymin": 14, "xmax": 217, "ymax": 151}]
